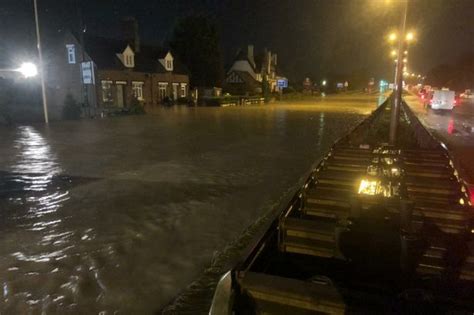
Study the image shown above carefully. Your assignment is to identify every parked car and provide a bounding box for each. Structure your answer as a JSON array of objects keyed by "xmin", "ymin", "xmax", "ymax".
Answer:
[{"xmin": 461, "ymin": 89, "xmax": 473, "ymax": 99}]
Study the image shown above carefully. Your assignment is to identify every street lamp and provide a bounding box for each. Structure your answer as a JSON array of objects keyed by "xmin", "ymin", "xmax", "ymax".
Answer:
[
  {"xmin": 322, "ymin": 80, "xmax": 327, "ymax": 86},
  {"xmin": 389, "ymin": 0, "xmax": 409, "ymax": 145},
  {"xmin": 388, "ymin": 32, "xmax": 397, "ymax": 42},
  {"xmin": 405, "ymin": 32, "xmax": 415, "ymax": 42},
  {"xmin": 17, "ymin": 62, "xmax": 38, "ymax": 78}
]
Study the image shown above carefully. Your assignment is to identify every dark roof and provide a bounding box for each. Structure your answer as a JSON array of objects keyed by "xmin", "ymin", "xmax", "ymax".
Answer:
[
  {"xmin": 83, "ymin": 35, "xmax": 188, "ymax": 74},
  {"xmin": 84, "ymin": 36, "xmax": 127, "ymax": 70},
  {"xmin": 232, "ymin": 48, "xmax": 256, "ymax": 71}
]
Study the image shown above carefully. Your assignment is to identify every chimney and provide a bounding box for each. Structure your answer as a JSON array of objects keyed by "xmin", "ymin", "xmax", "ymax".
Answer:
[
  {"xmin": 121, "ymin": 17, "xmax": 140, "ymax": 53},
  {"xmin": 247, "ymin": 45, "xmax": 255, "ymax": 67}
]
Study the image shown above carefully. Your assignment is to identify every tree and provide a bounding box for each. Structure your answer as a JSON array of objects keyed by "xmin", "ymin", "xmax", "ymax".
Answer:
[
  {"xmin": 425, "ymin": 52, "xmax": 474, "ymax": 91},
  {"xmin": 169, "ymin": 15, "xmax": 223, "ymax": 88}
]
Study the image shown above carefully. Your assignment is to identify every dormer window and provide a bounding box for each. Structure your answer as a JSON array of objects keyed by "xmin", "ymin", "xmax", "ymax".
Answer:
[
  {"xmin": 117, "ymin": 45, "xmax": 135, "ymax": 68},
  {"xmin": 159, "ymin": 52, "xmax": 174, "ymax": 72}
]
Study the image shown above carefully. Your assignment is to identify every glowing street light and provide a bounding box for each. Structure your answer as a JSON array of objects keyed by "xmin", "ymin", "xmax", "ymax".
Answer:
[
  {"xmin": 406, "ymin": 32, "xmax": 415, "ymax": 42},
  {"xmin": 390, "ymin": 49, "xmax": 397, "ymax": 57},
  {"xmin": 388, "ymin": 32, "xmax": 397, "ymax": 42},
  {"xmin": 322, "ymin": 80, "xmax": 327, "ymax": 86},
  {"xmin": 16, "ymin": 62, "xmax": 38, "ymax": 78}
]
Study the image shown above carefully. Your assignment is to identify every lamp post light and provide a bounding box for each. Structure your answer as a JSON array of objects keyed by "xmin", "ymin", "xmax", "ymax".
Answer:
[
  {"xmin": 389, "ymin": 0, "xmax": 409, "ymax": 145},
  {"xmin": 17, "ymin": 62, "xmax": 38, "ymax": 78},
  {"xmin": 0, "ymin": 62, "xmax": 38, "ymax": 79}
]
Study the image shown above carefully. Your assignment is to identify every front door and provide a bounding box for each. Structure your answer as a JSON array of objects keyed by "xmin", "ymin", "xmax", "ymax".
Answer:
[{"xmin": 116, "ymin": 84, "xmax": 124, "ymax": 107}]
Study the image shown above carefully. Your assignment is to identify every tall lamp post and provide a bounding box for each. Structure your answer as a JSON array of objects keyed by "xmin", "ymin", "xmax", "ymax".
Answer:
[
  {"xmin": 33, "ymin": 0, "xmax": 49, "ymax": 124},
  {"xmin": 389, "ymin": 0, "xmax": 408, "ymax": 145}
]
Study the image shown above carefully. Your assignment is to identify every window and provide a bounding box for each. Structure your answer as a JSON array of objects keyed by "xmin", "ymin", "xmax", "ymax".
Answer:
[
  {"xmin": 66, "ymin": 44, "xmax": 76, "ymax": 64},
  {"xmin": 123, "ymin": 53, "xmax": 134, "ymax": 68},
  {"xmin": 180, "ymin": 83, "xmax": 187, "ymax": 97},
  {"xmin": 132, "ymin": 81, "xmax": 144, "ymax": 100},
  {"xmin": 101, "ymin": 80, "xmax": 113, "ymax": 103},
  {"xmin": 166, "ymin": 59, "xmax": 173, "ymax": 71},
  {"xmin": 158, "ymin": 82, "xmax": 168, "ymax": 100}
]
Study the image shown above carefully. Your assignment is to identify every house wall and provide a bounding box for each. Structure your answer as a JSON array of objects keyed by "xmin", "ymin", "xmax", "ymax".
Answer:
[
  {"xmin": 45, "ymin": 31, "xmax": 97, "ymax": 120},
  {"xmin": 97, "ymin": 69, "xmax": 189, "ymax": 108}
]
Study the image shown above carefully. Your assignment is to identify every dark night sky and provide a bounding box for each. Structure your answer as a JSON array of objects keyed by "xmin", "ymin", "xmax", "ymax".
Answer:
[{"xmin": 1, "ymin": 0, "xmax": 473, "ymax": 83}]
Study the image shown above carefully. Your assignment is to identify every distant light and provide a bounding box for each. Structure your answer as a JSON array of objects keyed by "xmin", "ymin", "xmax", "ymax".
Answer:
[
  {"xmin": 390, "ymin": 50, "xmax": 397, "ymax": 57},
  {"xmin": 388, "ymin": 32, "xmax": 397, "ymax": 42},
  {"xmin": 17, "ymin": 62, "xmax": 38, "ymax": 78},
  {"xmin": 322, "ymin": 80, "xmax": 327, "ymax": 86},
  {"xmin": 406, "ymin": 32, "xmax": 415, "ymax": 42},
  {"xmin": 404, "ymin": 50, "xmax": 408, "ymax": 55},
  {"xmin": 403, "ymin": 58, "xmax": 407, "ymax": 63}
]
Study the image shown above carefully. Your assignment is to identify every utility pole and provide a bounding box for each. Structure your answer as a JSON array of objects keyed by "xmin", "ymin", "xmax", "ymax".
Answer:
[
  {"xmin": 77, "ymin": 0, "xmax": 90, "ymax": 117},
  {"xmin": 33, "ymin": 0, "xmax": 49, "ymax": 124},
  {"xmin": 389, "ymin": 0, "xmax": 408, "ymax": 145}
]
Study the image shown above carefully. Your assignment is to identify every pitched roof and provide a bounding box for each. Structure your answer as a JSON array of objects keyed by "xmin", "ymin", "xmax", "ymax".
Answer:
[{"xmin": 83, "ymin": 35, "xmax": 188, "ymax": 74}]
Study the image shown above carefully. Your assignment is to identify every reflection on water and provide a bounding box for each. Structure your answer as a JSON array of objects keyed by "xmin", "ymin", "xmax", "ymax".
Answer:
[
  {"xmin": 0, "ymin": 99, "xmax": 379, "ymax": 313},
  {"xmin": 0, "ymin": 126, "xmax": 84, "ymax": 312},
  {"xmin": 13, "ymin": 126, "xmax": 62, "ymax": 176}
]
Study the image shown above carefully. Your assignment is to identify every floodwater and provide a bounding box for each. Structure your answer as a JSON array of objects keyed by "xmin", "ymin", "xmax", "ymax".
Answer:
[{"xmin": 0, "ymin": 94, "xmax": 383, "ymax": 314}]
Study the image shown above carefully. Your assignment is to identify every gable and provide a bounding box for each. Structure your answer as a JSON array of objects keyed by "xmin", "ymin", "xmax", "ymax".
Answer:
[
  {"xmin": 117, "ymin": 44, "xmax": 135, "ymax": 68},
  {"xmin": 158, "ymin": 51, "xmax": 174, "ymax": 71}
]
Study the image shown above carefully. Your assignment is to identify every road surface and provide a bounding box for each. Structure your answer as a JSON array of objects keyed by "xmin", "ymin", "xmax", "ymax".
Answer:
[
  {"xmin": 0, "ymin": 93, "xmax": 385, "ymax": 314},
  {"xmin": 405, "ymin": 95, "xmax": 474, "ymax": 193}
]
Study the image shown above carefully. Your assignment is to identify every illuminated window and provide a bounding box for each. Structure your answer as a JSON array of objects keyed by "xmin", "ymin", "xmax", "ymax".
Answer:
[
  {"xmin": 101, "ymin": 80, "xmax": 113, "ymax": 103},
  {"xmin": 158, "ymin": 82, "xmax": 168, "ymax": 100},
  {"xmin": 66, "ymin": 44, "xmax": 76, "ymax": 64},
  {"xmin": 180, "ymin": 83, "xmax": 187, "ymax": 97},
  {"xmin": 132, "ymin": 81, "xmax": 144, "ymax": 100}
]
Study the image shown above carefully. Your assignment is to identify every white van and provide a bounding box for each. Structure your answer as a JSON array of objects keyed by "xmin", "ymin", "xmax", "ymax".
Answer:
[{"xmin": 429, "ymin": 90, "xmax": 456, "ymax": 110}]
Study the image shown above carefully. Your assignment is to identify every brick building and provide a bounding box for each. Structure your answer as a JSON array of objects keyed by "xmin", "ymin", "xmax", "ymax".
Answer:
[{"xmin": 43, "ymin": 20, "xmax": 189, "ymax": 119}]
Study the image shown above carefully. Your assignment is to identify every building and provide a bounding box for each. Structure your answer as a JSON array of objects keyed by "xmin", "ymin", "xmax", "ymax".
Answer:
[
  {"xmin": 43, "ymin": 19, "xmax": 189, "ymax": 119},
  {"xmin": 224, "ymin": 45, "xmax": 285, "ymax": 96},
  {"xmin": 86, "ymin": 36, "xmax": 189, "ymax": 109}
]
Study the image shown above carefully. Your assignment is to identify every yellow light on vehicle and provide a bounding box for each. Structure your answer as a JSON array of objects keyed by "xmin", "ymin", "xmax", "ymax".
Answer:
[{"xmin": 358, "ymin": 179, "xmax": 380, "ymax": 195}]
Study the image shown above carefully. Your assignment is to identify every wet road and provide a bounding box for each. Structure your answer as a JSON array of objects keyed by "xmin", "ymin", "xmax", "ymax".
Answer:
[
  {"xmin": 0, "ymin": 93, "xmax": 384, "ymax": 314},
  {"xmin": 405, "ymin": 95, "xmax": 474, "ymax": 185}
]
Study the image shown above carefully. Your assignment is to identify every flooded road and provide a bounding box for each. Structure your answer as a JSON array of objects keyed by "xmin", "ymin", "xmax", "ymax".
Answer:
[{"xmin": 0, "ymin": 94, "xmax": 383, "ymax": 314}]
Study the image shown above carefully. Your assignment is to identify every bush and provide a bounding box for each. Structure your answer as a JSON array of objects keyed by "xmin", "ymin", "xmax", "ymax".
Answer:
[
  {"xmin": 62, "ymin": 94, "xmax": 82, "ymax": 120},
  {"xmin": 129, "ymin": 96, "xmax": 146, "ymax": 114}
]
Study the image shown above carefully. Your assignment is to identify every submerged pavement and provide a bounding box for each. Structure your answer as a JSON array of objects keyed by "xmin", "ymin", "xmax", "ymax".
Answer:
[{"xmin": 0, "ymin": 93, "xmax": 384, "ymax": 313}]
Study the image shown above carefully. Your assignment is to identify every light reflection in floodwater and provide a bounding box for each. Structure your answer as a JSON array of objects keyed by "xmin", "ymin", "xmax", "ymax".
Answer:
[{"xmin": 0, "ymin": 96, "xmax": 384, "ymax": 313}]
